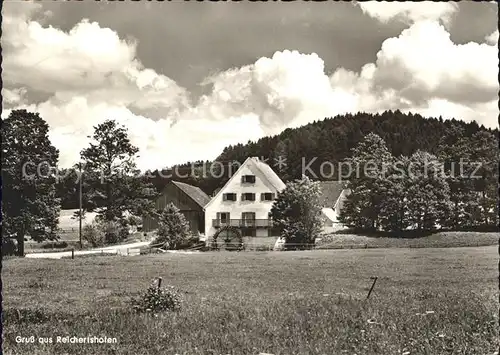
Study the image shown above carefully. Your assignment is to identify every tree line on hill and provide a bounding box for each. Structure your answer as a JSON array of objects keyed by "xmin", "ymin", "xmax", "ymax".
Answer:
[{"xmin": 2, "ymin": 109, "xmax": 497, "ymax": 255}]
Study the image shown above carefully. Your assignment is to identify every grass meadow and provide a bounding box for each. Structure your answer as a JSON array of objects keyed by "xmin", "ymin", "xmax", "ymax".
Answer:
[
  {"xmin": 3, "ymin": 244, "xmax": 499, "ymax": 355},
  {"xmin": 317, "ymin": 231, "xmax": 499, "ymax": 249}
]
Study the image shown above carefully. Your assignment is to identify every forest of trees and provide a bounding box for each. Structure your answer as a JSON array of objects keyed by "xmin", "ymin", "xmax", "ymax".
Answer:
[{"xmin": 339, "ymin": 132, "xmax": 498, "ymax": 233}]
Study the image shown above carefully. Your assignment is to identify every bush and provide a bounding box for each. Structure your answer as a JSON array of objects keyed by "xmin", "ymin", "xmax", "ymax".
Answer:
[
  {"xmin": 102, "ymin": 220, "xmax": 121, "ymax": 244},
  {"xmin": 83, "ymin": 218, "xmax": 133, "ymax": 247},
  {"xmin": 119, "ymin": 224, "xmax": 130, "ymax": 241},
  {"xmin": 82, "ymin": 224, "xmax": 105, "ymax": 247},
  {"xmin": 131, "ymin": 279, "xmax": 182, "ymax": 314},
  {"xmin": 152, "ymin": 203, "xmax": 191, "ymax": 250}
]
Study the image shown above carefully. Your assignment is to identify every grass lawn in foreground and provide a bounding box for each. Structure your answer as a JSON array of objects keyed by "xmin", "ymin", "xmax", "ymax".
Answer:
[{"xmin": 2, "ymin": 246, "xmax": 498, "ymax": 355}]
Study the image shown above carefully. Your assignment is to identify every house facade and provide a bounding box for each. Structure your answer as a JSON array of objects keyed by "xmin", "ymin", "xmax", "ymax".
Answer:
[
  {"xmin": 317, "ymin": 181, "xmax": 349, "ymax": 234},
  {"xmin": 204, "ymin": 157, "xmax": 286, "ymax": 249},
  {"xmin": 142, "ymin": 181, "xmax": 211, "ymax": 235}
]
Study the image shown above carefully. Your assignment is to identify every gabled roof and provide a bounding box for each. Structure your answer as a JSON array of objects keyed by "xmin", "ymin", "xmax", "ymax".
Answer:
[
  {"xmin": 171, "ymin": 181, "xmax": 211, "ymax": 208},
  {"xmin": 318, "ymin": 181, "xmax": 346, "ymax": 208},
  {"xmin": 321, "ymin": 207, "xmax": 337, "ymax": 222},
  {"xmin": 252, "ymin": 157, "xmax": 286, "ymax": 191},
  {"xmin": 204, "ymin": 157, "xmax": 286, "ymax": 210}
]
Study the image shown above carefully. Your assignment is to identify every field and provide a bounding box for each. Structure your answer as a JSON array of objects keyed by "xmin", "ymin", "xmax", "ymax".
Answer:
[
  {"xmin": 24, "ymin": 209, "xmax": 98, "ymax": 251},
  {"xmin": 3, "ymin": 246, "xmax": 498, "ymax": 355},
  {"xmin": 57, "ymin": 209, "xmax": 98, "ymax": 230}
]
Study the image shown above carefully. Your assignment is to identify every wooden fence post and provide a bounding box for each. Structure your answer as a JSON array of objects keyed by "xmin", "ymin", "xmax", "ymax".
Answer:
[
  {"xmin": 366, "ymin": 277, "xmax": 378, "ymax": 299},
  {"xmin": 157, "ymin": 277, "xmax": 162, "ymax": 289}
]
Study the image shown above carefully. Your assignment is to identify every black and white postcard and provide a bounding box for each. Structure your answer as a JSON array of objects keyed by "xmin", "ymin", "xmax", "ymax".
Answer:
[{"xmin": 2, "ymin": 1, "xmax": 498, "ymax": 354}]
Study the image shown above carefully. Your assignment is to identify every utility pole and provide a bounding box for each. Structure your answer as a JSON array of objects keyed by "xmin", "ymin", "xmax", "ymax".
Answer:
[{"xmin": 79, "ymin": 162, "xmax": 83, "ymax": 249}]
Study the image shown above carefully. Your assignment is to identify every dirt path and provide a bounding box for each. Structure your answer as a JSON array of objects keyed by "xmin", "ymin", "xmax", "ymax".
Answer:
[{"xmin": 25, "ymin": 240, "xmax": 152, "ymax": 259}]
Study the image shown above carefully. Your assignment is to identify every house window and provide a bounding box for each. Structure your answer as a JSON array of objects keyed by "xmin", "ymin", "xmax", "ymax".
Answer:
[
  {"xmin": 241, "ymin": 212, "xmax": 256, "ymax": 227},
  {"xmin": 261, "ymin": 192, "xmax": 275, "ymax": 201},
  {"xmin": 223, "ymin": 193, "xmax": 237, "ymax": 201},
  {"xmin": 241, "ymin": 212, "xmax": 256, "ymax": 220},
  {"xmin": 241, "ymin": 193, "xmax": 256, "ymax": 201},
  {"xmin": 217, "ymin": 212, "xmax": 230, "ymax": 224},
  {"xmin": 242, "ymin": 175, "xmax": 256, "ymax": 184}
]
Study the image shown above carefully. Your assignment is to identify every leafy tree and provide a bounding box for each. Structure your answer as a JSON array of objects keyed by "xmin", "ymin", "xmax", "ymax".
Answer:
[
  {"xmin": 55, "ymin": 166, "xmax": 90, "ymax": 210},
  {"xmin": 153, "ymin": 203, "xmax": 191, "ymax": 250},
  {"xmin": 436, "ymin": 126, "xmax": 477, "ymax": 228},
  {"xmin": 437, "ymin": 129, "xmax": 498, "ymax": 229},
  {"xmin": 2, "ymin": 110, "xmax": 61, "ymax": 256},
  {"xmin": 270, "ymin": 176, "xmax": 322, "ymax": 249},
  {"xmin": 80, "ymin": 120, "xmax": 157, "ymax": 231},
  {"xmin": 339, "ymin": 133, "xmax": 394, "ymax": 230},
  {"xmin": 377, "ymin": 156, "xmax": 411, "ymax": 232},
  {"xmin": 468, "ymin": 131, "xmax": 498, "ymax": 227},
  {"xmin": 405, "ymin": 151, "xmax": 452, "ymax": 231}
]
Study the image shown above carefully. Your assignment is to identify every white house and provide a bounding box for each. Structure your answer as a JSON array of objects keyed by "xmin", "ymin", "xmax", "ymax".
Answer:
[
  {"xmin": 317, "ymin": 181, "xmax": 349, "ymax": 234},
  {"xmin": 204, "ymin": 157, "xmax": 286, "ymax": 249}
]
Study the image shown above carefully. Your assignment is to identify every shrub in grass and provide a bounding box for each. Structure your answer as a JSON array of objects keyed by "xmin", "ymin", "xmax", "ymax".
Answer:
[
  {"xmin": 83, "ymin": 219, "xmax": 130, "ymax": 246},
  {"xmin": 82, "ymin": 223, "xmax": 104, "ymax": 247},
  {"xmin": 102, "ymin": 220, "xmax": 121, "ymax": 244},
  {"xmin": 152, "ymin": 203, "xmax": 191, "ymax": 250},
  {"xmin": 131, "ymin": 280, "xmax": 182, "ymax": 314}
]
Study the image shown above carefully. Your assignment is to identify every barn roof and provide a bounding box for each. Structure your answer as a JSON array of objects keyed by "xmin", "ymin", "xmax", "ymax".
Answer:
[
  {"xmin": 318, "ymin": 181, "xmax": 346, "ymax": 208},
  {"xmin": 171, "ymin": 181, "xmax": 211, "ymax": 208}
]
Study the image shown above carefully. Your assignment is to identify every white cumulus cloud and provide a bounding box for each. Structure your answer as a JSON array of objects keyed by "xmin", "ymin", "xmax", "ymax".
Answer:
[
  {"xmin": 2, "ymin": 3, "xmax": 190, "ymax": 121},
  {"xmin": 329, "ymin": 20, "xmax": 498, "ymax": 128},
  {"xmin": 485, "ymin": 29, "xmax": 499, "ymax": 45},
  {"xmin": 357, "ymin": 1, "xmax": 459, "ymax": 26}
]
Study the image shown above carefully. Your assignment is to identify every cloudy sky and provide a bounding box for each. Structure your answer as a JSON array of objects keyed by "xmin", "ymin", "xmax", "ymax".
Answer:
[{"xmin": 2, "ymin": 1, "xmax": 498, "ymax": 171}]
